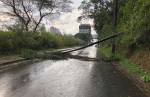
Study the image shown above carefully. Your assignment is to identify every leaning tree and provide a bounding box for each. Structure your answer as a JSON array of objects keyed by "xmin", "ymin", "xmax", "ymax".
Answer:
[{"xmin": 0, "ymin": 0, "xmax": 72, "ymax": 32}]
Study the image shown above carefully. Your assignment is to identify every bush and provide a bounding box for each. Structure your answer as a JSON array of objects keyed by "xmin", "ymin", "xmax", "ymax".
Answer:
[
  {"xmin": 118, "ymin": 0, "xmax": 150, "ymax": 46},
  {"xmin": 20, "ymin": 49, "xmax": 37, "ymax": 59},
  {"xmin": 75, "ymin": 33, "xmax": 92, "ymax": 43},
  {"xmin": 63, "ymin": 35, "xmax": 84, "ymax": 47},
  {"xmin": 0, "ymin": 31, "xmax": 16, "ymax": 52},
  {"xmin": 0, "ymin": 31, "xmax": 83, "ymax": 54}
]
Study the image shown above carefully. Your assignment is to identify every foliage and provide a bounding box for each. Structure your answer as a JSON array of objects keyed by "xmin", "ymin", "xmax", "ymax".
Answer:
[
  {"xmin": 80, "ymin": 0, "xmax": 150, "ymax": 84},
  {"xmin": 98, "ymin": 46, "xmax": 112, "ymax": 59},
  {"xmin": 0, "ymin": 31, "xmax": 82, "ymax": 54},
  {"xmin": 79, "ymin": 0, "xmax": 150, "ymax": 48},
  {"xmin": 118, "ymin": 0, "xmax": 150, "ymax": 46},
  {"xmin": 119, "ymin": 57, "xmax": 150, "ymax": 83},
  {"xmin": 20, "ymin": 49, "xmax": 37, "ymax": 59},
  {"xmin": 74, "ymin": 33, "xmax": 92, "ymax": 43},
  {"xmin": 79, "ymin": 0, "xmax": 113, "ymax": 34},
  {"xmin": 98, "ymin": 46, "xmax": 150, "ymax": 83}
]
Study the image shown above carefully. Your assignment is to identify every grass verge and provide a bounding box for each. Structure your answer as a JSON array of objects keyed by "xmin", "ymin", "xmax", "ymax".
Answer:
[{"xmin": 98, "ymin": 46, "xmax": 150, "ymax": 83}]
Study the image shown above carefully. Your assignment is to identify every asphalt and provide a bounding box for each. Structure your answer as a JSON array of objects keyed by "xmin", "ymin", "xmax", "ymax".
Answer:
[{"xmin": 0, "ymin": 46, "xmax": 147, "ymax": 97}]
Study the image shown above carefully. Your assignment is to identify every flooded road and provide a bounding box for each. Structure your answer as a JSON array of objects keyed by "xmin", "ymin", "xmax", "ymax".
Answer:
[{"xmin": 0, "ymin": 46, "xmax": 147, "ymax": 97}]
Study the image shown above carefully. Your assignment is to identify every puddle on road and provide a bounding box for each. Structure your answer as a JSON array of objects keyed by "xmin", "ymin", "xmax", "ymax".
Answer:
[
  {"xmin": 0, "ymin": 59, "xmax": 95, "ymax": 97},
  {"xmin": 0, "ymin": 46, "xmax": 97, "ymax": 97},
  {"xmin": 71, "ymin": 45, "xmax": 97, "ymax": 58}
]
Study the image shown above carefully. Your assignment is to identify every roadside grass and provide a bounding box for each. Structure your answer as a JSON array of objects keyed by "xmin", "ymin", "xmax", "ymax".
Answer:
[
  {"xmin": 98, "ymin": 46, "xmax": 150, "ymax": 83},
  {"xmin": 20, "ymin": 49, "xmax": 38, "ymax": 59},
  {"xmin": 119, "ymin": 58, "xmax": 150, "ymax": 83},
  {"xmin": 98, "ymin": 46, "xmax": 112, "ymax": 59}
]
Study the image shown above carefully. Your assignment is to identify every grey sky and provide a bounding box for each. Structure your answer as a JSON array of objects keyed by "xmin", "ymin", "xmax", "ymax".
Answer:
[
  {"xmin": 50, "ymin": 0, "xmax": 95, "ymax": 35},
  {"xmin": 73, "ymin": 0, "xmax": 82, "ymax": 7}
]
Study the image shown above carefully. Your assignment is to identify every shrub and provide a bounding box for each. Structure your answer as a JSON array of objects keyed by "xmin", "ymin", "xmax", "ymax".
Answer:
[
  {"xmin": 0, "ymin": 31, "xmax": 83, "ymax": 54},
  {"xmin": 20, "ymin": 49, "xmax": 37, "ymax": 59},
  {"xmin": 75, "ymin": 33, "xmax": 92, "ymax": 43}
]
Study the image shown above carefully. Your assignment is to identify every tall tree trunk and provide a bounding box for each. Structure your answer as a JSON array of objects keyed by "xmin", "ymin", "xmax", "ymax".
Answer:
[{"xmin": 112, "ymin": 0, "xmax": 118, "ymax": 54}]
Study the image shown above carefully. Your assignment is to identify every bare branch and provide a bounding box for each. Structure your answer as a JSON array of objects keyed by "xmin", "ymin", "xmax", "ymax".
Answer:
[
  {"xmin": 1, "ymin": 0, "xmax": 72, "ymax": 32},
  {"xmin": 21, "ymin": 0, "xmax": 31, "ymax": 31}
]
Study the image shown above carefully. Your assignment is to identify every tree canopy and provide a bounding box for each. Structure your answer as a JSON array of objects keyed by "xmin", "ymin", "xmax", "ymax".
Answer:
[{"xmin": 79, "ymin": 0, "xmax": 150, "ymax": 47}]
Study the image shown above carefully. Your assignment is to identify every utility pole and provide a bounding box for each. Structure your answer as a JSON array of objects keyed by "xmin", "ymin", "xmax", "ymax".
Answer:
[{"xmin": 112, "ymin": 0, "xmax": 118, "ymax": 54}]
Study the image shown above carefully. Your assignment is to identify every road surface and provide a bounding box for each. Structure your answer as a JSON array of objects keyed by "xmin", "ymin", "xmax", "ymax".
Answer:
[{"xmin": 0, "ymin": 46, "xmax": 147, "ymax": 97}]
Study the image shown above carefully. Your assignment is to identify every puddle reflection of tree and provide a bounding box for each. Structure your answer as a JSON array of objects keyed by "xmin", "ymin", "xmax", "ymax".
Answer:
[{"xmin": 68, "ymin": 55, "xmax": 99, "ymax": 62}]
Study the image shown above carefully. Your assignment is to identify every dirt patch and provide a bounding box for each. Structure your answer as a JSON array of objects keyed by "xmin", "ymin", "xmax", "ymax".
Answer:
[{"xmin": 130, "ymin": 49, "xmax": 150, "ymax": 73}]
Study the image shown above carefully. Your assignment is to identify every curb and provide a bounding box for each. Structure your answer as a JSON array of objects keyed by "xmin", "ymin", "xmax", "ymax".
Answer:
[
  {"xmin": 0, "ymin": 58, "xmax": 28, "ymax": 66},
  {"xmin": 0, "ymin": 59, "xmax": 41, "ymax": 73}
]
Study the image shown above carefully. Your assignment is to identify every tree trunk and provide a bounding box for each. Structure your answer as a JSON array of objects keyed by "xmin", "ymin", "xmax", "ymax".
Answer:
[
  {"xmin": 25, "ymin": 24, "xmax": 29, "ymax": 32},
  {"xmin": 112, "ymin": 0, "xmax": 118, "ymax": 54},
  {"xmin": 33, "ymin": 16, "xmax": 44, "ymax": 32},
  {"xmin": 62, "ymin": 32, "xmax": 123, "ymax": 54}
]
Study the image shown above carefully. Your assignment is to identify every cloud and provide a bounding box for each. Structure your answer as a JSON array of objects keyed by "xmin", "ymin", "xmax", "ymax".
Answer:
[
  {"xmin": 48, "ymin": 0, "xmax": 96, "ymax": 35},
  {"xmin": 50, "ymin": 9, "xmax": 95, "ymax": 35},
  {"xmin": 50, "ymin": 9, "xmax": 81, "ymax": 35},
  {"xmin": 0, "ymin": 14, "xmax": 11, "ymax": 22}
]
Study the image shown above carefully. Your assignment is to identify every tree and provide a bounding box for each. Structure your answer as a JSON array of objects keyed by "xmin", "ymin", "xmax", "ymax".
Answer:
[
  {"xmin": 0, "ymin": 0, "xmax": 72, "ymax": 32},
  {"xmin": 79, "ymin": 0, "xmax": 113, "ymax": 35},
  {"xmin": 75, "ymin": 33, "xmax": 92, "ymax": 42}
]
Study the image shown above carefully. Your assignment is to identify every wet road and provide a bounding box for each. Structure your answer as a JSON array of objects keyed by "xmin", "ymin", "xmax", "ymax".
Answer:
[{"xmin": 0, "ymin": 46, "xmax": 147, "ymax": 97}]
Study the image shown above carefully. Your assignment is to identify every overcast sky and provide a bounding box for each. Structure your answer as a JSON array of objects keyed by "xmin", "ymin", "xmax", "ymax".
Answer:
[
  {"xmin": 49, "ymin": 0, "xmax": 95, "ymax": 35},
  {"xmin": 0, "ymin": 0, "xmax": 96, "ymax": 35}
]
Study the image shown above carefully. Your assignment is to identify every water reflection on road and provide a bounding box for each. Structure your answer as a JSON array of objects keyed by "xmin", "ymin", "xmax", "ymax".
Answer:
[
  {"xmin": 0, "ymin": 46, "xmax": 147, "ymax": 97},
  {"xmin": 71, "ymin": 45, "xmax": 97, "ymax": 58}
]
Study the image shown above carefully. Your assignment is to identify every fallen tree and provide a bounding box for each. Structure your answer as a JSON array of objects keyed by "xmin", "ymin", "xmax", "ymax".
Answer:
[{"xmin": 62, "ymin": 32, "xmax": 123, "ymax": 54}]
